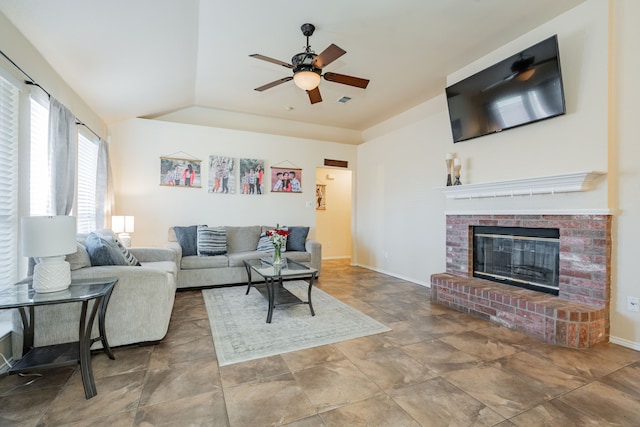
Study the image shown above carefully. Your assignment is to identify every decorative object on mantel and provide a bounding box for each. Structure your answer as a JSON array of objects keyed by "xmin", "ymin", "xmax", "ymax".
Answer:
[
  {"xmin": 453, "ymin": 157, "xmax": 462, "ymax": 185},
  {"xmin": 437, "ymin": 171, "xmax": 606, "ymax": 199},
  {"xmin": 445, "ymin": 153, "xmax": 453, "ymax": 186}
]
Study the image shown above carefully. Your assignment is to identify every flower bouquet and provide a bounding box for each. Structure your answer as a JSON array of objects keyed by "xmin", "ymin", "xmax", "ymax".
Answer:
[{"xmin": 266, "ymin": 224, "xmax": 289, "ymax": 266}]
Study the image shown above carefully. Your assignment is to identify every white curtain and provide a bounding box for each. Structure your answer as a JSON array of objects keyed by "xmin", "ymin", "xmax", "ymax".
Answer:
[
  {"xmin": 95, "ymin": 138, "xmax": 113, "ymax": 229},
  {"xmin": 48, "ymin": 97, "xmax": 76, "ymax": 215}
]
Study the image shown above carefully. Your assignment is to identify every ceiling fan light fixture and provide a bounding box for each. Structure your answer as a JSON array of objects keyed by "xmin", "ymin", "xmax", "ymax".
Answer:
[
  {"xmin": 516, "ymin": 68, "xmax": 536, "ymax": 81},
  {"xmin": 293, "ymin": 69, "xmax": 321, "ymax": 91}
]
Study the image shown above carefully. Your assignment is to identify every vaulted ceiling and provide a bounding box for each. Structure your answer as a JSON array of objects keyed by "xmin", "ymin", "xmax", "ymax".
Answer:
[{"xmin": 0, "ymin": 0, "xmax": 585, "ymax": 143}]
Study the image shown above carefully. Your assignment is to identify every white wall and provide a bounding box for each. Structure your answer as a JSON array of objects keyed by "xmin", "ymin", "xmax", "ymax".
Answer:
[
  {"xmin": 356, "ymin": 0, "xmax": 608, "ymax": 278},
  {"xmin": 315, "ymin": 167, "xmax": 352, "ymax": 259},
  {"xmin": 0, "ymin": 13, "xmax": 106, "ymax": 139},
  {"xmin": 108, "ymin": 118, "xmax": 357, "ymax": 248},
  {"xmin": 610, "ymin": 0, "xmax": 640, "ymax": 349},
  {"xmin": 356, "ymin": 96, "xmax": 450, "ymax": 286}
]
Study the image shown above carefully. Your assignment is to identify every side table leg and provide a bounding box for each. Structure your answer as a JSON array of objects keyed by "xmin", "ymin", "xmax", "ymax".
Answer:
[
  {"xmin": 18, "ymin": 307, "xmax": 34, "ymax": 355},
  {"xmin": 98, "ymin": 285, "xmax": 116, "ymax": 360},
  {"xmin": 79, "ymin": 297, "xmax": 103, "ymax": 399}
]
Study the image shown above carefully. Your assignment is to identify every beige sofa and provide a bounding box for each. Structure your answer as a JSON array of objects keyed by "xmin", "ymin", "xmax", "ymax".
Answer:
[
  {"xmin": 27, "ymin": 232, "xmax": 177, "ymax": 350},
  {"xmin": 166, "ymin": 225, "xmax": 322, "ymax": 289}
]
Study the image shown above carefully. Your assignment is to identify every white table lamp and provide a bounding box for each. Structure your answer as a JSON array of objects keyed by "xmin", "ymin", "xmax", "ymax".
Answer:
[
  {"xmin": 22, "ymin": 216, "xmax": 77, "ymax": 293},
  {"xmin": 112, "ymin": 215, "xmax": 134, "ymax": 247}
]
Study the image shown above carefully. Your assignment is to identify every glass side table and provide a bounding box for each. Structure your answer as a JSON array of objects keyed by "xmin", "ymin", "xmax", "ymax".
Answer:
[{"xmin": 0, "ymin": 277, "xmax": 118, "ymax": 399}]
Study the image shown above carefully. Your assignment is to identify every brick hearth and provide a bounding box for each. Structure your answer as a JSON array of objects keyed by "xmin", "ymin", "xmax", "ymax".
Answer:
[{"xmin": 430, "ymin": 214, "xmax": 611, "ymax": 348}]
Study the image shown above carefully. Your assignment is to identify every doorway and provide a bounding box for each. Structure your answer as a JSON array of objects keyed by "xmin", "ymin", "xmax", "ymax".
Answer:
[{"xmin": 315, "ymin": 167, "xmax": 352, "ymax": 260}]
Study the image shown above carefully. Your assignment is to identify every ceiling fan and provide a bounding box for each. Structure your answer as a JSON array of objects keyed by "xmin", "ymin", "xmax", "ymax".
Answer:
[
  {"xmin": 249, "ymin": 23, "xmax": 370, "ymax": 104},
  {"xmin": 483, "ymin": 53, "xmax": 554, "ymax": 92}
]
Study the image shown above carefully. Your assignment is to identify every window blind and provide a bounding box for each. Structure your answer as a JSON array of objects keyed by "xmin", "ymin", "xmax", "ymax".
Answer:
[{"xmin": 0, "ymin": 75, "xmax": 19, "ymax": 288}]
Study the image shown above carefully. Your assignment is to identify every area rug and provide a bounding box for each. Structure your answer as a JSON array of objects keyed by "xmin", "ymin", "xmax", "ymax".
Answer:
[{"xmin": 202, "ymin": 281, "xmax": 390, "ymax": 366}]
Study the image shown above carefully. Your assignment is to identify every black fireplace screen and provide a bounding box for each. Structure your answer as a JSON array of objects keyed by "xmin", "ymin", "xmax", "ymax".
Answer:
[{"xmin": 473, "ymin": 226, "xmax": 560, "ymax": 295}]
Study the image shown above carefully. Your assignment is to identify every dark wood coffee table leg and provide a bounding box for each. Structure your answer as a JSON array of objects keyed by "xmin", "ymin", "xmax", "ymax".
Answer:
[
  {"xmin": 266, "ymin": 278, "xmax": 275, "ymax": 323},
  {"xmin": 307, "ymin": 273, "xmax": 317, "ymax": 316},
  {"xmin": 245, "ymin": 262, "xmax": 253, "ymax": 295}
]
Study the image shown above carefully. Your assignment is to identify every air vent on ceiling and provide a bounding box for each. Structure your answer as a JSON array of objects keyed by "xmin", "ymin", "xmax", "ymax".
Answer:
[{"xmin": 337, "ymin": 96, "xmax": 352, "ymax": 104}]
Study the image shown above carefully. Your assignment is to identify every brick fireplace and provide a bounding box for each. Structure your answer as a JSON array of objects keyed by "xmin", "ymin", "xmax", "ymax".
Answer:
[{"xmin": 430, "ymin": 213, "xmax": 611, "ymax": 348}]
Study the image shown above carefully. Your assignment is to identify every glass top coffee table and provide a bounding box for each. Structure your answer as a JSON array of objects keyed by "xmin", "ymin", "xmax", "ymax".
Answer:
[{"xmin": 243, "ymin": 258, "xmax": 318, "ymax": 323}]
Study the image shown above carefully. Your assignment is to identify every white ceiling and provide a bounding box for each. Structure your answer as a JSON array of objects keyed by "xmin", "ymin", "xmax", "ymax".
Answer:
[{"xmin": 0, "ymin": 0, "xmax": 585, "ymax": 144}]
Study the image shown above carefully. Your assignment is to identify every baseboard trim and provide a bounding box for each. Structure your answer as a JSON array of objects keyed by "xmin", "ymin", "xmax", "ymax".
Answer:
[
  {"xmin": 351, "ymin": 263, "xmax": 430, "ymax": 288},
  {"xmin": 609, "ymin": 336, "xmax": 640, "ymax": 351}
]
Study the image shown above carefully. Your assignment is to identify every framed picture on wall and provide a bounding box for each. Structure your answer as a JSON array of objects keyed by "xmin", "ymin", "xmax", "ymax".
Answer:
[
  {"xmin": 316, "ymin": 184, "xmax": 326, "ymax": 210},
  {"xmin": 239, "ymin": 158, "xmax": 265, "ymax": 195},
  {"xmin": 208, "ymin": 155, "xmax": 236, "ymax": 194},
  {"xmin": 160, "ymin": 157, "xmax": 202, "ymax": 188},
  {"xmin": 271, "ymin": 167, "xmax": 302, "ymax": 193}
]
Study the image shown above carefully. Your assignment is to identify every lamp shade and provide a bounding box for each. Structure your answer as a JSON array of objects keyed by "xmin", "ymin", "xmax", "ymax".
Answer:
[
  {"xmin": 293, "ymin": 70, "xmax": 321, "ymax": 91},
  {"xmin": 112, "ymin": 215, "xmax": 134, "ymax": 233},
  {"xmin": 21, "ymin": 216, "xmax": 77, "ymax": 258}
]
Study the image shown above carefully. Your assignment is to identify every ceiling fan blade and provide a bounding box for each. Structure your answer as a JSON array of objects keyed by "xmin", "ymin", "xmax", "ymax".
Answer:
[
  {"xmin": 313, "ymin": 44, "xmax": 346, "ymax": 68},
  {"xmin": 254, "ymin": 77, "xmax": 293, "ymax": 92},
  {"xmin": 307, "ymin": 87, "xmax": 322, "ymax": 104},
  {"xmin": 323, "ymin": 72, "xmax": 370, "ymax": 89},
  {"xmin": 249, "ymin": 54, "xmax": 293, "ymax": 69}
]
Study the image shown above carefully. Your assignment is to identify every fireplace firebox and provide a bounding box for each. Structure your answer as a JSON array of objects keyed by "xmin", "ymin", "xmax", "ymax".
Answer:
[{"xmin": 473, "ymin": 226, "xmax": 560, "ymax": 295}]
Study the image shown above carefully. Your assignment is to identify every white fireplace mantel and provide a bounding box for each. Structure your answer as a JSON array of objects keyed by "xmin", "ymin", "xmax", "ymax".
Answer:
[{"xmin": 437, "ymin": 171, "xmax": 606, "ymax": 200}]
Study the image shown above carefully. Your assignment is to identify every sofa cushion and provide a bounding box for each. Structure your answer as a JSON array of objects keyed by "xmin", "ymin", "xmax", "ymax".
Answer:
[
  {"xmin": 85, "ymin": 232, "xmax": 128, "ymax": 266},
  {"xmin": 181, "ymin": 255, "xmax": 229, "ymax": 270},
  {"xmin": 285, "ymin": 226, "xmax": 310, "ymax": 252},
  {"xmin": 225, "ymin": 226, "xmax": 261, "ymax": 253},
  {"xmin": 279, "ymin": 251, "xmax": 312, "ymax": 265},
  {"xmin": 66, "ymin": 243, "xmax": 92, "ymax": 270},
  {"xmin": 139, "ymin": 260, "xmax": 178, "ymax": 277},
  {"xmin": 197, "ymin": 226, "xmax": 227, "ymax": 256},
  {"xmin": 174, "ymin": 225, "xmax": 199, "ymax": 257},
  {"xmin": 227, "ymin": 251, "xmax": 269, "ymax": 267}
]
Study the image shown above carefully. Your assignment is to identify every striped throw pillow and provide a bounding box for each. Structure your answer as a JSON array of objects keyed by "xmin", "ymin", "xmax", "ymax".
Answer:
[
  {"xmin": 256, "ymin": 232, "xmax": 274, "ymax": 253},
  {"xmin": 113, "ymin": 237, "xmax": 142, "ymax": 266},
  {"xmin": 197, "ymin": 226, "xmax": 227, "ymax": 256}
]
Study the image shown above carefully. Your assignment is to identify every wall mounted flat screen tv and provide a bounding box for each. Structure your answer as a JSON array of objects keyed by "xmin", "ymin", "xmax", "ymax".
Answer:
[{"xmin": 446, "ymin": 35, "xmax": 566, "ymax": 143}]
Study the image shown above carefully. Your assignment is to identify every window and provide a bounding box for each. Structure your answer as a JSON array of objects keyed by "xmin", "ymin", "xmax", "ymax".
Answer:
[
  {"xmin": 0, "ymin": 74, "xmax": 19, "ymax": 289},
  {"xmin": 76, "ymin": 131, "xmax": 99, "ymax": 233},
  {"xmin": 29, "ymin": 93, "xmax": 51, "ymax": 216}
]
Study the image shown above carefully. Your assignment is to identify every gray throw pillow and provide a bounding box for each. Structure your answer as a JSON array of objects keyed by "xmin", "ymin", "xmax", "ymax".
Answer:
[
  {"xmin": 85, "ymin": 232, "xmax": 128, "ymax": 266},
  {"xmin": 113, "ymin": 237, "xmax": 141, "ymax": 266},
  {"xmin": 65, "ymin": 242, "xmax": 92, "ymax": 270},
  {"xmin": 174, "ymin": 225, "xmax": 199, "ymax": 257},
  {"xmin": 285, "ymin": 226, "xmax": 309, "ymax": 252}
]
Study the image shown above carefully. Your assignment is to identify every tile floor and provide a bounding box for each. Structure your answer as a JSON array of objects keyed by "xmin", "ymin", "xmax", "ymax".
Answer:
[{"xmin": 1, "ymin": 259, "xmax": 639, "ymax": 426}]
